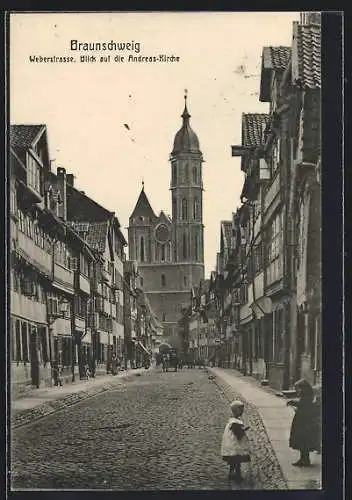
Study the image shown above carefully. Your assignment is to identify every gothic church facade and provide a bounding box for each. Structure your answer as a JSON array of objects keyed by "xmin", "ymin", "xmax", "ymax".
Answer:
[{"xmin": 128, "ymin": 97, "xmax": 205, "ymax": 344}]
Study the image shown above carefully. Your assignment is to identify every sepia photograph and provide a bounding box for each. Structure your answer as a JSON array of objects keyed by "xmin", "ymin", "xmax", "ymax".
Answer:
[{"xmin": 8, "ymin": 10, "xmax": 324, "ymax": 491}]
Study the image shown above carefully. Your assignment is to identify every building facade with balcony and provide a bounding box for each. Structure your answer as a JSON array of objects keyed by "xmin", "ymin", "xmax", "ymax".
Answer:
[
  {"xmin": 225, "ymin": 15, "xmax": 321, "ymax": 391},
  {"xmin": 66, "ymin": 180, "xmax": 127, "ymax": 375},
  {"xmin": 10, "ymin": 125, "xmax": 58, "ymax": 392}
]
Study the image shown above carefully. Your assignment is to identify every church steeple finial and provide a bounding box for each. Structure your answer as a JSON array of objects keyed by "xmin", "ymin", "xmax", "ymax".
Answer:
[
  {"xmin": 142, "ymin": 178, "xmax": 145, "ymax": 190},
  {"xmin": 182, "ymin": 89, "xmax": 190, "ymax": 121}
]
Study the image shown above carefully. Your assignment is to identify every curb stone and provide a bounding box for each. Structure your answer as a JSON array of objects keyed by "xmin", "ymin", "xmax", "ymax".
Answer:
[
  {"xmin": 12, "ymin": 372, "xmax": 139, "ymax": 429},
  {"xmin": 208, "ymin": 369, "xmax": 288, "ymax": 490}
]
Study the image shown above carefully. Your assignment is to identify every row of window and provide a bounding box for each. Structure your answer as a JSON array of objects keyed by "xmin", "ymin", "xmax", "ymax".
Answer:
[
  {"xmin": 18, "ymin": 210, "xmax": 51, "ymax": 252},
  {"xmin": 12, "ymin": 270, "xmax": 46, "ymax": 303},
  {"xmin": 12, "ymin": 321, "xmax": 49, "ymax": 364},
  {"xmin": 171, "ymin": 162, "xmax": 200, "ymax": 185},
  {"xmin": 172, "ymin": 197, "xmax": 200, "ymax": 221},
  {"xmin": 139, "ymin": 233, "xmax": 202, "ymax": 262}
]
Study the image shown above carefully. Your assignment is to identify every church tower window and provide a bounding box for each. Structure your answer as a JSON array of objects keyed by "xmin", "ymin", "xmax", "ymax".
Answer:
[
  {"xmin": 182, "ymin": 199, "xmax": 188, "ymax": 220},
  {"xmin": 184, "ymin": 276, "xmax": 187, "ymax": 286},
  {"xmin": 140, "ymin": 236, "xmax": 145, "ymax": 262},
  {"xmin": 162, "ymin": 313, "xmax": 166, "ymax": 322},
  {"xmin": 184, "ymin": 163, "xmax": 189, "ymax": 183},
  {"xmin": 195, "ymin": 234, "xmax": 199, "ymax": 261},
  {"xmin": 193, "ymin": 198, "xmax": 199, "ymax": 219},
  {"xmin": 193, "ymin": 166, "xmax": 197, "ymax": 183},
  {"xmin": 172, "ymin": 197, "xmax": 177, "ymax": 219},
  {"xmin": 161, "ymin": 244, "xmax": 166, "ymax": 261},
  {"xmin": 172, "ymin": 162, "xmax": 177, "ymax": 185},
  {"xmin": 183, "ymin": 234, "xmax": 188, "ymax": 259},
  {"xmin": 161, "ymin": 274, "xmax": 166, "ymax": 287}
]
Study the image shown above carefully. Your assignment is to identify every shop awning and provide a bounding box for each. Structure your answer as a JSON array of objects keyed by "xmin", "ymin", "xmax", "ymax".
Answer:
[
  {"xmin": 250, "ymin": 296, "xmax": 272, "ymax": 319},
  {"xmin": 137, "ymin": 341, "xmax": 152, "ymax": 357}
]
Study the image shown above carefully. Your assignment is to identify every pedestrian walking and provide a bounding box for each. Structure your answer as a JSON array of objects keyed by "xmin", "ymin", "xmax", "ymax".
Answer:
[
  {"xmin": 52, "ymin": 362, "xmax": 63, "ymax": 387},
  {"xmin": 221, "ymin": 400, "xmax": 251, "ymax": 483},
  {"xmin": 287, "ymin": 378, "xmax": 321, "ymax": 466}
]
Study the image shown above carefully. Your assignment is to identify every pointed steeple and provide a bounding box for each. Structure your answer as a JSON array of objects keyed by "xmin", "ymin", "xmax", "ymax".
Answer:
[
  {"xmin": 130, "ymin": 186, "xmax": 156, "ymax": 220},
  {"xmin": 172, "ymin": 91, "xmax": 200, "ymax": 154},
  {"xmin": 182, "ymin": 90, "xmax": 190, "ymax": 123}
]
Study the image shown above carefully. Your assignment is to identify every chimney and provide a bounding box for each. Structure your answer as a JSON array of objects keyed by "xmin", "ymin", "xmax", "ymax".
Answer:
[
  {"xmin": 56, "ymin": 167, "xmax": 67, "ymax": 221},
  {"xmin": 66, "ymin": 174, "xmax": 74, "ymax": 187},
  {"xmin": 300, "ymin": 12, "xmax": 321, "ymax": 25}
]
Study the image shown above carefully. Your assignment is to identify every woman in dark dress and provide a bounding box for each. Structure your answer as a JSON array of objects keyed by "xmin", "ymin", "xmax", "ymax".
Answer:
[{"xmin": 287, "ymin": 378, "xmax": 320, "ymax": 466}]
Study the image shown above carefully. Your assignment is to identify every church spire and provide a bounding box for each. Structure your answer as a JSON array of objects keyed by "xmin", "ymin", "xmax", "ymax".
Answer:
[
  {"xmin": 172, "ymin": 90, "xmax": 200, "ymax": 154},
  {"xmin": 182, "ymin": 89, "xmax": 190, "ymax": 122}
]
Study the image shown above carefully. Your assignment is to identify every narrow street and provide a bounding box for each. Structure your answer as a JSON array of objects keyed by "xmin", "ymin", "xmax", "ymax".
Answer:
[{"xmin": 11, "ymin": 368, "xmax": 287, "ymax": 490}]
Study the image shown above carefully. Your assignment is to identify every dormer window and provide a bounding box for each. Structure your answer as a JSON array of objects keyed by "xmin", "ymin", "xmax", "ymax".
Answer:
[{"xmin": 27, "ymin": 154, "xmax": 41, "ymax": 194}]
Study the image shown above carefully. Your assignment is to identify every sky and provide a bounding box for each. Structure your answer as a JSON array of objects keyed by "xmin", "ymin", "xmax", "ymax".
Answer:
[{"xmin": 10, "ymin": 12, "xmax": 299, "ymax": 276}]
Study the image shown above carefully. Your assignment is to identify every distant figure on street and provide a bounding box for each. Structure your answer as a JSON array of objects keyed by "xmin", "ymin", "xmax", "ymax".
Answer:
[
  {"xmin": 52, "ymin": 362, "xmax": 63, "ymax": 387},
  {"xmin": 89, "ymin": 357, "xmax": 96, "ymax": 378},
  {"xmin": 287, "ymin": 378, "xmax": 321, "ymax": 466},
  {"xmin": 221, "ymin": 400, "xmax": 251, "ymax": 483}
]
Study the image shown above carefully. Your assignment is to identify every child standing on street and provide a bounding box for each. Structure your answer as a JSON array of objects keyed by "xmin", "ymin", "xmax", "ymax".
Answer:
[
  {"xmin": 287, "ymin": 378, "xmax": 321, "ymax": 466},
  {"xmin": 221, "ymin": 400, "xmax": 251, "ymax": 483}
]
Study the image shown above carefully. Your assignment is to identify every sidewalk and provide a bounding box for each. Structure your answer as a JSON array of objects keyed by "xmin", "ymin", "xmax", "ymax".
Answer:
[
  {"xmin": 209, "ymin": 367, "xmax": 322, "ymax": 490},
  {"xmin": 11, "ymin": 367, "xmax": 150, "ymax": 428}
]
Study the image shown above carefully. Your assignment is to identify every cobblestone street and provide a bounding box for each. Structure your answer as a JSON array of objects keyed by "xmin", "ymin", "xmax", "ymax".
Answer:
[{"xmin": 11, "ymin": 369, "xmax": 287, "ymax": 490}]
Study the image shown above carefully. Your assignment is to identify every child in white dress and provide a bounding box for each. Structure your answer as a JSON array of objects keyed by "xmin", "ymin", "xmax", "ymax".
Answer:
[{"xmin": 221, "ymin": 400, "xmax": 251, "ymax": 482}]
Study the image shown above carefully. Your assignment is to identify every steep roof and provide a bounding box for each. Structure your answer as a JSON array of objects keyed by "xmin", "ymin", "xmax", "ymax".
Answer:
[
  {"xmin": 221, "ymin": 220, "xmax": 233, "ymax": 250},
  {"xmin": 130, "ymin": 187, "xmax": 156, "ymax": 220},
  {"xmin": 292, "ymin": 21, "xmax": 321, "ymax": 89},
  {"xmin": 260, "ymin": 46, "xmax": 291, "ymax": 102},
  {"xmin": 85, "ymin": 222, "xmax": 109, "ymax": 253},
  {"xmin": 158, "ymin": 210, "xmax": 172, "ymax": 224},
  {"xmin": 262, "ymin": 46, "xmax": 291, "ymax": 70},
  {"xmin": 67, "ymin": 184, "xmax": 114, "ymax": 222},
  {"xmin": 65, "ymin": 184, "xmax": 126, "ymax": 246},
  {"xmin": 242, "ymin": 113, "xmax": 270, "ymax": 148},
  {"xmin": 10, "ymin": 124, "xmax": 45, "ymax": 151}
]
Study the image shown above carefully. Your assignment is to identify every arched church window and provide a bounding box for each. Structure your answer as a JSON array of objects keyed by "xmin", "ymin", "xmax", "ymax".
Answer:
[
  {"xmin": 183, "ymin": 234, "xmax": 188, "ymax": 259},
  {"xmin": 172, "ymin": 197, "xmax": 177, "ymax": 219},
  {"xmin": 161, "ymin": 244, "xmax": 166, "ymax": 261},
  {"xmin": 140, "ymin": 236, "xmax": 145, "ymax": 262},
  {"xmin": 182, "ymin": 199, "xmax": 188, "ymax": 220},
  {"xmin": 162, "ymin": 313, "xmax": 166, "ymax": 322},
  {"xmin": 195, "ymin": 234, "xmax": 199, "ymax": 261},
  {"xmin": 184, "ymin": 163, "xmax": 189, "ymax": 183},
  {"xmin": 193, "ymin": 198, "xmax": 199, "ymax": 219},
  {"xmin": 184, "ymin": 276, "xmax": 187, "ymax": 286},
  {"xmin": 172, "ymin": 162, "xmax": 177, "ymax": 185},
  {"xmin": 193, "ymin": 166, "xmax": 197, "ymax": 183},
  {"xmin": 168, "ymin": 242, "xmax": 172, "ymax": 261},
  {"xmin": 161, "ymin": 274, "xmax": 166, "ymax": 287}
]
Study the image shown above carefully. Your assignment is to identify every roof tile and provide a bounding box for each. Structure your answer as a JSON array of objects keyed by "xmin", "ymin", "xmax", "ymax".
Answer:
[
  {"xmin": 10, "ymin": 125, "xmax": 44, "ymax": 150},
  {"xmin": 294, "ymin": 23, "xmax": 321, "ymax": 89},
  {"xmin": 262, "ymin": 46, "xmax": 291, "ymax": 70},
  {"xmin": 84, "ymin": 222, "xmax": 108, "ymax": 252},
  {"xmin": 242, "ymin": 114, "xmax": 270, "ymax": 148}
]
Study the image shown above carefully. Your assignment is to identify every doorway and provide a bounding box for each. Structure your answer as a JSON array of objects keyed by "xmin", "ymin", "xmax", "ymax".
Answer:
[{"xmin": 30, "ymin": 327, "xmax": 40, "ymax": 388}]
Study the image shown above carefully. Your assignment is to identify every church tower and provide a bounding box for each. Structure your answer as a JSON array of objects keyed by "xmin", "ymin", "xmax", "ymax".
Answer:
[
  {"xmin": 170, "ymin": 93, "xmax": 205, "ymax": 279},
  {"xmin": 128, "ymin": 94, "xmax": 204, "ymax": 345}
]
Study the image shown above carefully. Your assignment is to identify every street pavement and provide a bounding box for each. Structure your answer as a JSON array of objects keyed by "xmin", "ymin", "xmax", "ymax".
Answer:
[{"xmin": 11, "ymin": 367, "xmax": 288, "ymax": 491}]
